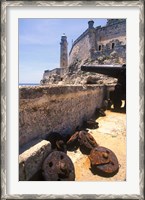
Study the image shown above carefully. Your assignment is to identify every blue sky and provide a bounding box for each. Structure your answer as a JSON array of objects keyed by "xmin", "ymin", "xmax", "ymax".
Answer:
[{"xmin": 19, "ymin": 18, "xmax": 107, "ymax": 83}]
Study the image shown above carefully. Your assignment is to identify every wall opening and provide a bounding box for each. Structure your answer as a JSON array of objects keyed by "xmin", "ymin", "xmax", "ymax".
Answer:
[
  {"xmin": 99, "ymin": 45, "xmax": 102, "ymax": 51},
  {"xmin": 112, "ymin": 43, "xmax": 115, "ymax": 49}
]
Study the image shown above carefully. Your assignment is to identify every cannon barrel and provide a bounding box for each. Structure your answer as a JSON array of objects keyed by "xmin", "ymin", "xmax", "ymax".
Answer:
[
  {"xmin": 81, "ymin": 64, "xmax": 126, "ymax": 110},
  {"xmin": 81, "ymin": 64, "xmax": 126, "ymax": 79}
]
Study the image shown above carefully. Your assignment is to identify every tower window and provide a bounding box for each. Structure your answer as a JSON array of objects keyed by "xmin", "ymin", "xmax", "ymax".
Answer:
[
  {"xmin": 99, "ymin": 45, "xmax": 102, "ymax": 51},
  {"xmin": 112, "ymin": 43, "xmax": 115, "ymax": 49}
]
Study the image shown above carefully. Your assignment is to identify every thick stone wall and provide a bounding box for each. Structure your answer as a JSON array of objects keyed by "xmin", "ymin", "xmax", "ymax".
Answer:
[
  {"xmin": 19, "ymin": 85, "xmax": 105, "ymax": 147},
  {"xmin": 41, "ymin": 68, "xmax": 67, "ymax": 84},
  {"xmin": 68, "ymin": 19, "xmax": 126, "ymax": 66},
  {"xmin": 43, "ymin": 68, "xmax": 62, "ymax": 79},
  {"xmin": 69, "ymin": 33, "xmax": 91, "ymax": 66},
  {"xmin": 96, "ymin": 20, "xmax": 126, "ymax": 48}
]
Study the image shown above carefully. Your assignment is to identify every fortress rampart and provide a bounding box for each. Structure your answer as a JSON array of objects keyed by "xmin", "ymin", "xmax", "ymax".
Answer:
[
  {"xmin": 19, "ymin": 19, "xmax": 126, "ymax": 181},
  {"xmin": 41, "ymin": 19, "xmax": 126, "ymax": 85},
  {"xmin": 19, "ymin": 85, "xmax": 106, "ymax": 147},
  {"xmin": 69, "ymin": 19, "xmax": 126, "ymax": 66},
  {"xmin": 43, "ymin": 68, "xmax": 66, "ymax": 79},
  {"xmin": 96, "ymin": 20, "xmax": 126, "ymax": 48},
  {"xmin": 69, "ymin": 29, "xmax": 88, "ymax": 55}
]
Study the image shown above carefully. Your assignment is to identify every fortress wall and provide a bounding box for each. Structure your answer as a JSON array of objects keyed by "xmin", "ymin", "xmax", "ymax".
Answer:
[
  {"xmin": 41, "ymin": 68, "xmax": 68, "ymax": 84},
  {"xmin": 69, "ymin": 33, "xmax": 91, "ymax": 65},
  {"xmin": 43, "ymin": 68, "xmax": 62, "ymax": 79},
  {"xmin": 19, "ymin": 85, "xmax": 105, "ymax": 147},
  {"xmin": 68, "ymin": 21, "xmax": 126, "ymax": 66},
  {"xmin": 96, "ymin": 21, "xmax": 126, "ymax": 48},
  {"xmin": 94, "ymin": 21, "xmax": 126, "ymax": 64}
]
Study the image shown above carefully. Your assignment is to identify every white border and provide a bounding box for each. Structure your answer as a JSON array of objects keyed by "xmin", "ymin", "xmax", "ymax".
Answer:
[{"xmin": 7, "ymin": 5, "xmax": 140, "ymax": 195}]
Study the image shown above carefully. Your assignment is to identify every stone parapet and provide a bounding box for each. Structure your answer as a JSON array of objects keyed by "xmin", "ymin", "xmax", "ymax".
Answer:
[
  {"xmin": 19, "ymin": 139, "xmax": 51, "ymax": 181},
  {"xmin": 19, "ymin": 85, "xmax": 105, "ymax": 147},
  {"xmin": 43, "ymin": 68, "xmax": 64, "ymax": 78}
]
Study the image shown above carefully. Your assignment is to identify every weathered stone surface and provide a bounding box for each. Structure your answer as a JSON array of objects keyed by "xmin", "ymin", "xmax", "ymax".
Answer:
[
  {"xmin": 41, "ymin": 19, "xmax": 125, "ymax": 86},
  {"xmin": 69, "ymin": 19, "xmax": 126, "ymax": 67},
  {"xmin": 19, "ymin": 85, "xmax": 105, "ymax": 147},
  {"xmin": 41, "ymin": 65, "xmax": 117, "ymax": 85},
  {"xmin": 19, "ymin": 139, "xmax": 51, "ymax": 181}
]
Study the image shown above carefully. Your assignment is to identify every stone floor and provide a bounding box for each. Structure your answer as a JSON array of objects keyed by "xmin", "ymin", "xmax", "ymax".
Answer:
[{"xmin": 68, "ymin": 109, "xmax": 126, "ymax": 181}]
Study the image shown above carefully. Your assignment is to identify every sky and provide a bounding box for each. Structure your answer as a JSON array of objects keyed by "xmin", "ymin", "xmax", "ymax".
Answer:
[{"xmin": 19, "ymin": 18, "xmax": 107, "ymax": 83}]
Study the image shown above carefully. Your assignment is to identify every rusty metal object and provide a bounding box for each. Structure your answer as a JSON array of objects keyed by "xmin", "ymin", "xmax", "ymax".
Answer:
[
  {"xmin": 45, "ymin": 132, "xmax": 67, "ymax": 152},
  {"xmin": 56, "ymin": 140, "xmax": 67, "ymax": 153},
  {"xmin": 67, "ymin": 130, "xmax": 98, "ymax": 154},
  {"xmin": 89, "ymin": 146, "xmax": 119, "ymax": 177},
  {"xmin": 42, "ymin": 151, "xmax": 75, "ymax": 181},
  {"xmin": 78, "ymin": 131, "xmax": 98, "ymax": 154},
  {"xmin": 66, "ymin": 131, "xmax": 80, "ymax": 151}
]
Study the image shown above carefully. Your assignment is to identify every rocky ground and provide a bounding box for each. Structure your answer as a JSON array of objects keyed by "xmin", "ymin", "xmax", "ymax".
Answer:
[
  {"xmin": 41, "ymin": 57, "xmax": 118, "ymax": 86},
  {"xmin": 67, "ymin": 109, "xmax": 126, "ymax": 181}
]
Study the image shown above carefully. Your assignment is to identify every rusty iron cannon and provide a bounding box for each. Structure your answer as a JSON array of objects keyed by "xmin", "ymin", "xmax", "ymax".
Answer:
[{"xmin": 81, "ymin": 64, "xmax": 126, "ymax": 110}]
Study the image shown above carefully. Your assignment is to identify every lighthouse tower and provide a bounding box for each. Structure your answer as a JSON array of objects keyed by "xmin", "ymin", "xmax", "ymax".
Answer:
[
  {"xmin": 60, "ymin": 34, "xmax": 68, "ymax": 68},
  {"xmin": 88, "ymin": 19, "xmax": 96, "ymax": 58}
]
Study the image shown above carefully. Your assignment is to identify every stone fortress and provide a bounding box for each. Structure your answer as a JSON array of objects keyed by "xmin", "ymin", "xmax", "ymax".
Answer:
[
  {"xmin": 19, "ymin": 19, "xmax": 126, "ymax": 181},
  {"xmin": 41, "ymin": 19, "xmax": 126, "ymax": 85}
]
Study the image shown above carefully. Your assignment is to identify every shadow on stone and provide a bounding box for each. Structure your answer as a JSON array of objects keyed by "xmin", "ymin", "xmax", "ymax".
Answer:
[
  {"xmin": 111, "ymin": 107, "xmax": 126, "ymax": 113},
  {"xmin": 29, "ymin": 169, "xmax": 45, "ymax": 181},
  {"xmin": 82, "ymin": 119, "xmax": 99, "ymax": 129},
  {"xmin": 45, "ymin": 132, "xmax": 67, "ymax": 153}
]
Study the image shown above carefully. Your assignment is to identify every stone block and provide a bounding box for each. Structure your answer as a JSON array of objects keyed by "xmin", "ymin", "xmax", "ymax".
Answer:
[{"xmin": 19, "ymin": 139, "xmax": 51, "ymax": 181}]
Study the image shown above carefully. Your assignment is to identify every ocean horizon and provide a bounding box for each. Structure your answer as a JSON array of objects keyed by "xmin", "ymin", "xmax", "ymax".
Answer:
[{"xmin": 19, "ymin": 83, "xmax": 40, "ymax": 86}]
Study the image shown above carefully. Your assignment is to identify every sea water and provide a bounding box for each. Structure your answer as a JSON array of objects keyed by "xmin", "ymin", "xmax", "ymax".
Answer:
[{"xmin": 19, "ymin": 83, "xmax": 40, "ymax": 86}]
